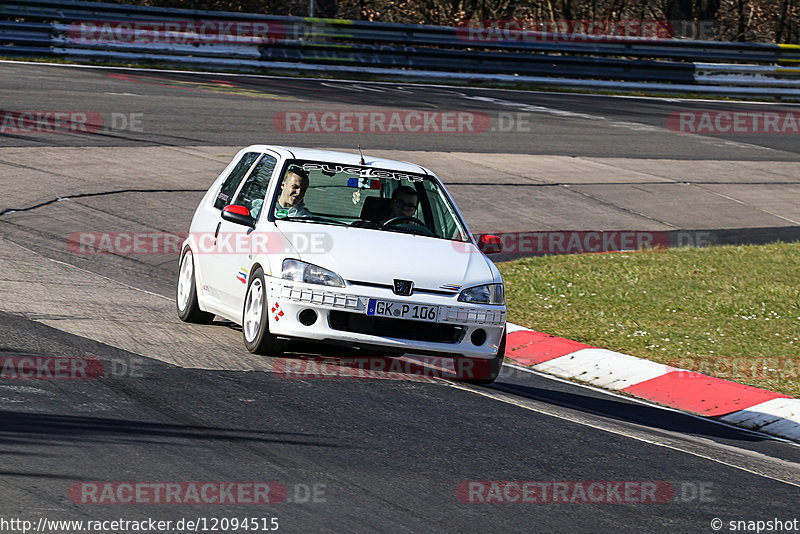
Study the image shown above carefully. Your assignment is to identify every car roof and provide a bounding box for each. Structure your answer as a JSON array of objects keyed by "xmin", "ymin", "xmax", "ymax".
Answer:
[{"xmin": 241, "ymin": 145, "xmax": 434, "ymax": 176}]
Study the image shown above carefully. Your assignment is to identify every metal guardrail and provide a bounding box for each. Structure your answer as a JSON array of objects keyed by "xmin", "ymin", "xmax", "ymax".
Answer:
[{"xmin": 1, "ymin": 0, "xmax": 799, "ymax": 96}]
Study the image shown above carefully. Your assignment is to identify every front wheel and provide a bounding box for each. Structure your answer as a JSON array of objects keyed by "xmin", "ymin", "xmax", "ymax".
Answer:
[
  {"xmin": 176, "ymin": 248, "xmax": 214, "ymax": 324},
  {"xmin": 456, "ymin": 329, "xmax": 506, "ymax": 385},
  {"xmin": 242, "ymin": 267, "xmax": 287, "ymax": 355}
]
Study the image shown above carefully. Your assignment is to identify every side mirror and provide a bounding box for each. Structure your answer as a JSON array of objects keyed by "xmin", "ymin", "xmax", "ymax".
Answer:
[
  {"xmin": 478, "ymin": 234, "xmax": 503, "ymax": 254},
  {"xmin": 221, "ymin": 205, "xmax": 256, "ymax": 228}
]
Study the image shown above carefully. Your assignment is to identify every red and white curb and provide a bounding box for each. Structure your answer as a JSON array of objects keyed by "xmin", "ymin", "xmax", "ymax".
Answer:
[{"xmin": 504, "ymin": 323, "xmax": 800, "ymax": 443}]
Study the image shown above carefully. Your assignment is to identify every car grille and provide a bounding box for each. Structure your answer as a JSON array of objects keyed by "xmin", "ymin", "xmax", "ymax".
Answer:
[
  {"xmin": 347, "ymin": 280, "xmax": 457, "ymax": 297},
  {"xmin": 328, "ymin": 311, "xmax": 466, "ymax": 344}
]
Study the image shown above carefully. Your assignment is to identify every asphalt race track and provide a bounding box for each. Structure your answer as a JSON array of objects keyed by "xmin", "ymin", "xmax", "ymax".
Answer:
[{"xmin": 1, "ymin": 62, "xmax": 800, "ymax": 533}]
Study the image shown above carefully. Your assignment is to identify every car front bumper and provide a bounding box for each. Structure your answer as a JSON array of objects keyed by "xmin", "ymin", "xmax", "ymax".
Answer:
[{"xmin": 267, "ymin": 278, "xmax": 506, "ymax": 359}]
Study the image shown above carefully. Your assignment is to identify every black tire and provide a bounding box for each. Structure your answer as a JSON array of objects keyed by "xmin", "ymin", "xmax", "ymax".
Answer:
[
  {"xmin": 176, "ymin": 248, "xmax": 215, "ymax": 324},
  {"xmin": 457, "ymin": 329, "xmax": 506, "ymax": 385},
  {"xmin": 242, "ymin": 267, "xmax": 287, "ymax": 355}
]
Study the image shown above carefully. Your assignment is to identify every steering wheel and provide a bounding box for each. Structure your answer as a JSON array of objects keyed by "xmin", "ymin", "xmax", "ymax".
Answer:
[
  {"xmin": 381, "ymin": 216, "xmax": 427, "ymax": 228},
  {"xmin": 381, "ymin": 216, "xmax": 435, "ymax": 237}
]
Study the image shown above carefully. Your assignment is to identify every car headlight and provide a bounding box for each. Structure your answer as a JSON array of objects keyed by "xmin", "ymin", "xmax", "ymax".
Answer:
[
  {"xmin": 458, "ymin": 283, "xmax": 505, "ymax": 305},
  {"xmin": 282, "ymin": 259, "xmax": 345, "ymax": 288}
]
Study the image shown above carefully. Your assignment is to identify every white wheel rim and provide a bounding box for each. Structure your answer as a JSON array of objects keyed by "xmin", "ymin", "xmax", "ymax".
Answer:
[
  {"xmin": 243, "ymin": 278, "xmax": 264, "ymax": 342},
  {"xmin": 177, "ymin": 251, "xmax": 194, "ymax": 311}
]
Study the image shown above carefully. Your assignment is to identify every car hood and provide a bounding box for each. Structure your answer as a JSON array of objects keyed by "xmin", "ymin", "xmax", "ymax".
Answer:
[{"xmin": 274, "ymin": 221, "xmax": 497, "ymax": 291}]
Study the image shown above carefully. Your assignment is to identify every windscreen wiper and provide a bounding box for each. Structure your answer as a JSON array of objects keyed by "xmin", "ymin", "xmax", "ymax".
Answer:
[{"xmin": 278, "ymin": 215, "xmax": 346, "ymax": 226}]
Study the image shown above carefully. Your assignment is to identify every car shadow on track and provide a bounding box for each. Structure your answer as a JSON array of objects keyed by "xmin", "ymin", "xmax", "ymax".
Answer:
[{"xmin": 487, "ymin": 378, "xmax": 773, "ymax": 445}]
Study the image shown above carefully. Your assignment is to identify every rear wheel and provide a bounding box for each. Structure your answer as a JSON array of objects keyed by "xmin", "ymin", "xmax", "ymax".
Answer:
[
  {"xmin": 176, "ymin": 248, "xmax": 214, "ymax": 323},
  {"xmin": 457, "ymin": 329, "xmax": 506, "ymax": 385},
  {"xmin": 242, "ymin": 267, "xmax": 287, "ymax": 355}
]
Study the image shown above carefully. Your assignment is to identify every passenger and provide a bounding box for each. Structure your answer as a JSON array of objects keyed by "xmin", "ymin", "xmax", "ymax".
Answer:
[{"xmin": 275, "ymin": 168, "xmax": 312, "ymax": 218}]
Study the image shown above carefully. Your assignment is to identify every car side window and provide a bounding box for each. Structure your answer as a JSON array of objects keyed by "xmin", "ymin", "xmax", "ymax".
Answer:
[
  {"xmin": 233, "ymin": 154, "xmax": 278, "ymax": 219},
  {"xmin": 420, "ymin": 179, "xmax": 465, "ymax": 240},
  {"xmin": 214, "ymin": 152, "xmax": 260, "ymax": 210}
]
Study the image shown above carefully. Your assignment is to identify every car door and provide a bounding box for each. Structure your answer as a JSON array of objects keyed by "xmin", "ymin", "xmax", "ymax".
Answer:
[
  {"xmin": 193, "ymin": 151, "xmax": 261, "ymax": 311},
  {"xmin": 213, "ymin": 152, "xmax": 280, "ymax": 312}
]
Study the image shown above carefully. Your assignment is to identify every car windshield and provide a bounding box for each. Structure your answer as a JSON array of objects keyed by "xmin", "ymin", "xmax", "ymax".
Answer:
[{"xmin": 271, "ymin": 160, "xmax": 470, "ymax": 242}]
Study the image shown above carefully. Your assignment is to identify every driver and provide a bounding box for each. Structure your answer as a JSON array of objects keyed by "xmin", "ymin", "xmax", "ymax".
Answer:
[
  {"xmin": 275, "ymin": 167, "xmax": 312, "ymax": 218},
  {"xmin": 386, "ymin": 186, "xmax": 418, "ymax": 221}
]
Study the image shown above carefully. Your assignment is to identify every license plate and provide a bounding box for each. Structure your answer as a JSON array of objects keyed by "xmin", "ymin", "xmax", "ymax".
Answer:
[{"xmin": 367, "ymin": 299, "xmax": 438, "ymax": 323}]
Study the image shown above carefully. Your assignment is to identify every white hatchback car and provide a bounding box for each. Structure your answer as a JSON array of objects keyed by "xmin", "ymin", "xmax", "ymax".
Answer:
[{"xmin": 177, "ymin": 146, "xmax": 507, "ymax": 383}]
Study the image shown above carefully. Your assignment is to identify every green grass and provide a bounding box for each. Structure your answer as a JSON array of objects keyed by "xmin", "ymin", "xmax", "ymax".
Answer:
[{"xmin": 498, "ymin": 243, "xmax": 800, "ymax": 397}]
